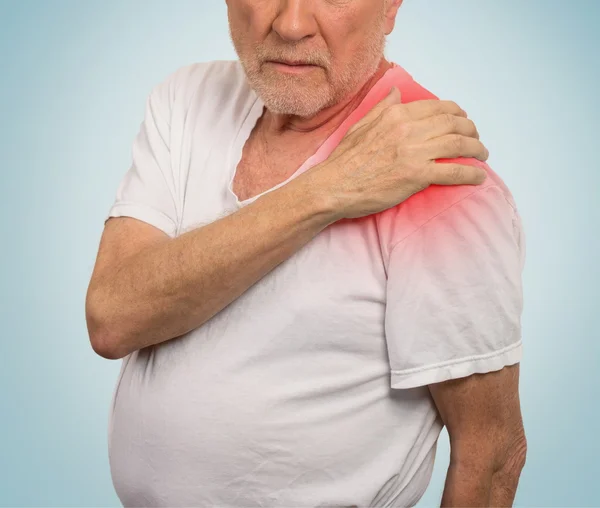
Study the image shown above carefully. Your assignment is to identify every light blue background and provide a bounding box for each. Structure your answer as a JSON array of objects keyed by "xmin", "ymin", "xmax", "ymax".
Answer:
[{"xmin": 1, "ymin": 0, "xmax": 598, "ymax": 506}]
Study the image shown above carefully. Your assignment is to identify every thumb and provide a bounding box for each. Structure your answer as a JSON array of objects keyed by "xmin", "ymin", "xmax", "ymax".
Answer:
[
  {"xmin": 370, "ymin": 86, "xmax": 402, "ymax": 114},
  {"xmin": 386, "ymin": 86, "xmax": 402, "ymax": 103},
  {"xmin": 347, "ymin": 86, "xmax": 401, "ymax": 135},
  {"xmin": 378, "ymin": 86, "xmax": 402, "ymax": 108}
]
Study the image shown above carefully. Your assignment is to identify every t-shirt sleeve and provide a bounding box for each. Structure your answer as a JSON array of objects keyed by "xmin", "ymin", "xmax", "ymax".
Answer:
[
  {"xmin": 105, "ymin": 74, "xmax": 179, "ymax": 238},
  {"xmin": 385, "ymin": 184, "xmax": 526, "ymax": 389}
]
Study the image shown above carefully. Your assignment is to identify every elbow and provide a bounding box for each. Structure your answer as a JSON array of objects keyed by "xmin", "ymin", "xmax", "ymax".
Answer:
[
  {"xmin": 493, "ymin": 429, "xmax": 528, "ymax": 480},
  {"xmin": 85, "ymin": 288, "xmax": 129, "ymax": 360},
  {"xmin": 89, "ymin": 329, "xmax": 127, "ymax": 360},
  {"xmin": 506, "ymin": 431, "xmax": 528, "ymax": 474},
  {"xmin": 90, "ymin": 332, "xmax": 124, "ymax": 360},
  {"xmin": 449, "ymin": 427, "xmax": 527, "ymax": 478}
]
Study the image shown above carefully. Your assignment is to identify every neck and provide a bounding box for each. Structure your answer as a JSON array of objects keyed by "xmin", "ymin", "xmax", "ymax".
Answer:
[{"xmin": 261, "ymin": 58, "xmax": 393, "ymax": 137}]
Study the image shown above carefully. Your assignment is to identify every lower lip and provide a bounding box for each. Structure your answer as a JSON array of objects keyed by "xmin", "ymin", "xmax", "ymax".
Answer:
[{"xmin": 268, "ymin": 61, "xmax": 319, "ymax": 74}]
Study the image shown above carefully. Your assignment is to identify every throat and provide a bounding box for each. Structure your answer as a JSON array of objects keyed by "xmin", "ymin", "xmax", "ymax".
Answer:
[{"xmin": 232, "ymin": 137, "xmax": 320, "ymax": 203}]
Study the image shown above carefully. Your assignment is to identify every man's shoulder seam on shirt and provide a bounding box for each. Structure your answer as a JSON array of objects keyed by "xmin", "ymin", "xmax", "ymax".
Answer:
[{"xmin": 386, "ymin": 183, "xmax": 515, "ymax": 254}]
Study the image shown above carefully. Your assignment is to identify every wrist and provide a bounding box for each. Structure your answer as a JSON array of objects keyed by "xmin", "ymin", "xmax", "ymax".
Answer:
[
  {"xmin": 296, "ymin": 165, "xmax": 346, "ymax": 223},
  {"xmin": 286, "ymin": 168, "xmax": 344, "ymax": 226}
]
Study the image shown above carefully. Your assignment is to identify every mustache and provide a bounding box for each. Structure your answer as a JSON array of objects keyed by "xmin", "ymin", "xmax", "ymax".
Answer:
[{"xmin": 258, "ymin": 48, "xmax": 327, "ymax": 66}]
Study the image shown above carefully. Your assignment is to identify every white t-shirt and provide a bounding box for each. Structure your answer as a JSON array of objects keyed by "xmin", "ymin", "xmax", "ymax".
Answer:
[{"xmin": 105, "ymin": 60, "xmax": 526, "ymax": 507}]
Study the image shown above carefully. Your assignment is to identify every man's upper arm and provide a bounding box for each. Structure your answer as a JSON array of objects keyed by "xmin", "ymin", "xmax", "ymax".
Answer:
[
  {"xmin": 428, "ymin": 363, "xmax": 526, "ymax": 471},
  {"xmin": 91, "ymin": 64, "xmax": 187, "ymax": 287},
  {"xmin": 381, "ymin": 182, "xmax": 527, "ymax": 473},
  {"xmin": 104, "ymin": 67, "xmax": 183, "ymax": 241},
  {"xmin": 382, "ymin": 182, "xmax": 525, "ymax": 390}
]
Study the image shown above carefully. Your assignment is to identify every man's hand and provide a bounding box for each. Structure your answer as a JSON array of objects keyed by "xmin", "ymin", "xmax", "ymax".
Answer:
[
  {"xmin": 304, "ymin": 86, "xmax": 488, "ymax": 221},
  {"xmin": 428, "ymin": 364, "xmax": 527, "ymax": 506}
]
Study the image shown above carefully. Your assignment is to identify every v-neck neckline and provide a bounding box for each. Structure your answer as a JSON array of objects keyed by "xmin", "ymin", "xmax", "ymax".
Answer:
[{"xmin": 226, "ymin": 62, "xmax": 403, "ymax": 209}]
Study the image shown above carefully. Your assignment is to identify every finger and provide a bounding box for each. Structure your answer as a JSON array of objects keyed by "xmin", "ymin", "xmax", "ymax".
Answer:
[
  {"xmin": 423, "ymin": 134, "xmax": 489, "ymax": 161},
  {"xmin": 428, "ymin": 163, "xmax": 488, "ymax": 186},
  {"xmin": 402, "ymin": 99, "xmax": 467, "ymax": 122},
  {"xmin": 411, "ymin": 114, "xmax": 479, "ymax": 141},
  {"xmin": 347, "ymin": 86, "xmax": 401, "ymax": 135}
]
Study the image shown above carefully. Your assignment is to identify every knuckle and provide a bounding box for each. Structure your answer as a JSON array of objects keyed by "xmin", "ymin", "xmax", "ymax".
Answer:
[
  {"xmin": 448, "ymin": 100, "xmax": 466, "ymax": 117},
  {"xmin": 469, "ymin": 118, "xmax": 478, "ymax": 136},
  {"xmin": 441, "ymin": 100, "xmax": 460, "ymax": 113},
  {"xmin": 431, "ymin": 100, "xmax": 444, "ymax": 115},
  {"xmin": 441, "ymin": 113, "xmax": 455, "ymax": 130},
  {"xmin": 448, "ymin": 134, "xmax": 463, "ymax": 152},
  {"xmin": 418, "ymin": 100, "xmax": 433, "ymax": 116},
  {"xmin": 481, "ymin": 142, "xmax": 490, "ymax": 159},
  {"xmin": 450, "ymin": 165, "xmax": 463, "ymax": 182},
  {"xmin": 450, "ymin": 101, "xmax": 463, "ymax": 114}
]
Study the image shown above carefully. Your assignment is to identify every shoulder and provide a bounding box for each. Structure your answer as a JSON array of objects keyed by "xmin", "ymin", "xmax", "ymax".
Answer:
[{"xmin": 376, "ymin": 170, "xmax": 522, "ymax": 258}]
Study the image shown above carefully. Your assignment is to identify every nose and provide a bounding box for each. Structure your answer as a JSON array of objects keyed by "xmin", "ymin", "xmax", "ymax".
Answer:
[{"xmin": 272, "ymin": 0, "xmax": 318, "ymax": 42}]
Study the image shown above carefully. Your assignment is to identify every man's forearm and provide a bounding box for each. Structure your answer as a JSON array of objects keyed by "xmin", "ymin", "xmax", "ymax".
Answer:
[
  {"xmin": 441, "ymin": 460, "xmax": 522, "ymax": 507},
  {"xmin": 440, "ymin": 462, "xmax": 493, "ymax": 506},
  {"xmin": 87, "ymin": 170, "xmax": 339, "ymax": 359},
  {"xmin": 489, "ymin": 466, "xmax": 521, "ymax": 506}
]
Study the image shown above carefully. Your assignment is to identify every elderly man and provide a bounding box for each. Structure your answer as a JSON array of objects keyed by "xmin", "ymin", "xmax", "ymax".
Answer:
[{"xmin": 86, "ymin": 0, "xmax": 527, "ymax": 506}]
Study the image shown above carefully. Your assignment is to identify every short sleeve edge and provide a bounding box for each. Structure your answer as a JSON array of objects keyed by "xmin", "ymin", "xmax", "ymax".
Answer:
[
  {"xmin": 106, "ymin": 202, "xmax": 178, "ymax": 238},
  {"xmin": 390, "ymin": 340, "xmax": 522, "ymax": 390}
]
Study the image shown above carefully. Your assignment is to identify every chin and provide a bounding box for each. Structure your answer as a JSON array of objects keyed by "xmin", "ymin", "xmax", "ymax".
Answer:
[{"xmin": 263, "ymin": 100, "xmax": 319, "ymax": 117}]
